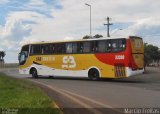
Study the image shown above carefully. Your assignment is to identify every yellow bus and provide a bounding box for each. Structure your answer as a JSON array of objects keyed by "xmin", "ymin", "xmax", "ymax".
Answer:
[{"xmin": 18, "ymin": 36, "xmax": 144, "ymax": 80}]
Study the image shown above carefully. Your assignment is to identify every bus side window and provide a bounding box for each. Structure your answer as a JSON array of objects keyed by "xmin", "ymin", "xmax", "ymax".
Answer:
[
  {"xmin": 77, "ymin": 42, "xmax": 83, "ymax": 53},
  {"xmin": 83, "ymin": 42, "xmax": 91, "ymax": 53},
  {"xmin": 30, "ymin": 45, "xmax": 41, "ymax": 55},
  {"xmin": 21, "ymin": 45, "xmax": 29, "ymax": 56},
  {"xmin": 90, "ymin": 41, "xmax": 95, "ymax": 52},
  {"xmin": 118, "ymin": 39, "xmax": 126, "ymax": 51},
  {"xmin": 30, "ymin": 45, "xmax": 34, "ymax": 55},
  {"xmin": 94, "ymin": 41, "xmax": 98, "ymax": 52},
  {"xmin": 52, "ymin": 44, "xmax": 55, "ymax": 54},
  {"xmin": 55, "ymin": 44, "xmax": 60, "ymax": 54},
  {"xmin": 61, "ymin": 43, "xmax": 66, "ymax": 54},
  {"xmin": 122, "ymin": 39, "xmax": 126, "ymax": 49},
  {"xmin": 42, "ymin": 44, "xmax": 52, "ymax": 54},
  {"xmin": 98, "ymin": 40, "xmax": 106, "ymax": 52},
  {"xmin": 49, "ymin": 44, "xmax": 53, "ymax": 54},
  {"xmin": 62, "ymin": 44, "xmax": 66, "ymax": 53},
  {"xmin": 119, "ymin": 40, "xmax": 123, "ymax": 49},
  {"xmin": 106, "ymin": 40, "xmax": 111, "ymax": 52},
  {"xmin": 111, "ymin": 40, "xmax": 118, "ymax": 52},
  {"xmin": 66, "ymin": 43, "xmax": 73, "ymax": 54},
  {"xmin": 72, "ymin": 43, "xmax": 77, "ymax": 53},
  {"xmin": 55, "ymin": 43, "xmax": 65, "ymax": 54}
]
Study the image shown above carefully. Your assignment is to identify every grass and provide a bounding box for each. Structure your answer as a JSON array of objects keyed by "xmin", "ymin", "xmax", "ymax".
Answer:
[{"xmin": 0, "ymin": 73, "xmax": 60, "ymax": 114}]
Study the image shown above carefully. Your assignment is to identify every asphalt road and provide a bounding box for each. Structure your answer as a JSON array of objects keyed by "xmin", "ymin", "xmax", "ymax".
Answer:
[{"xmin": 0, "ymin": 67, "xmax": 160, "ymax": 113}]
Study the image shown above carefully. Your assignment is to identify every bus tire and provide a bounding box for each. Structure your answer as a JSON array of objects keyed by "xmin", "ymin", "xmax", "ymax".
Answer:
[
  {"xmin": 30, "ymin": 68, "xmax": 38, "ymax": 78},
  {"xmin": 88, "ymin": 68, "xmax": 100, "ymax": 81}
]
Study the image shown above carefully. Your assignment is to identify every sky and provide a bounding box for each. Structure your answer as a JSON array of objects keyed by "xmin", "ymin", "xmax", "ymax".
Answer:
[{"xmin": 0, "ymin": 0, "xmax": 160, "ymax": 63}]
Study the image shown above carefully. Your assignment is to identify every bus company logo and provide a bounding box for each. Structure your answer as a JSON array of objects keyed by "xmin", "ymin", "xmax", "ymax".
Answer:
[
  {"xmin": 115, "ymin": 55, "xmax": 125, "ymax": 60},
  {"xmin": 62, "ymin": 56, "xmax": 76, "ymax": 68},
  {"xmin": 36, "ymin": 57, "xmax": 42, "ymax": 61}
]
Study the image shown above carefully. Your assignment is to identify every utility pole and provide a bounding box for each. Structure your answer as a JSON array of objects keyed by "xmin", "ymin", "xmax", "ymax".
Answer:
[
  {"xmin": 85, "ymin": 3, "xmax": 92, "ymax": 37},
  {"xmin": 104, "ymin": 17, "xmax": 113, "ymax": 37}
]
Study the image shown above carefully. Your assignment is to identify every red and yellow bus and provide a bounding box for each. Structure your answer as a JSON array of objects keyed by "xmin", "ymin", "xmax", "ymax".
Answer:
[{"xmin": 18, "ymin": 36, "xmax": 144, "ymax": 80}]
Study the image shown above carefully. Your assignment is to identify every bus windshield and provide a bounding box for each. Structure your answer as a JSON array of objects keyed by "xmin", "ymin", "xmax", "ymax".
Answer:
[{"xmin": 18, "ymin": 45, "xmax": 29, "ymax": 65}]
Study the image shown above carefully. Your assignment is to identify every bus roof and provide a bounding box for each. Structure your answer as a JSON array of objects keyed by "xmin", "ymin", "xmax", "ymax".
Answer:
[{"xmin": 22, "ymin": 36, "xmax": 141, "ymax": 46}]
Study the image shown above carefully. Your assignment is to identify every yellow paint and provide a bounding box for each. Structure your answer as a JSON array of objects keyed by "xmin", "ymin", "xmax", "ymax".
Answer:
[
  {"xmin": 19, "ymin": 54, "xmax": 118, "ymax": 78},
  {"xmin": 130, "ymin": 37, "xmax": 144, "ymax": 68}
]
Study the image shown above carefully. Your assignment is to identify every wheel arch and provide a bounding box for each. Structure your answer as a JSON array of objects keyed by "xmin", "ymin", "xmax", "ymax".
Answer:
[
  {"xmin": 29, "ymin": 67, "xmax": 38, "ymax": 75},
  {"xmin": 87, "ymin": 66, "xmax": 101, "ymax": 78}
]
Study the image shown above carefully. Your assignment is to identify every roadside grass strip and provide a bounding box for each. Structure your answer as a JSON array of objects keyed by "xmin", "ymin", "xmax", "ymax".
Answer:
[{"xmin": 0, "ymin": 73, "xmax": 60, "ymax": 114}]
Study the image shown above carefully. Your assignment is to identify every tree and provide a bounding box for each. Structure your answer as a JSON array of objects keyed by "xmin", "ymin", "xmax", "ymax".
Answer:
[
  {"xmin": 83, "ymin": 35, "xmax": 91, "ymax": 39},
  {"xmin": 157, "ymin": 50, "xmax": 160, "ymax": 66},
  {"xmin": 0, "ymin": 51, "xmax": 6, "ymax": 64},
  {"xmin": 93, "ymin": 34, "xmax": 103, "ymax": 38},
  {"xmin": 82, "ymin": 34, "xmax": 103, "ymax": 39},
  {"xmin": 144, "ymin": 43, "xmax": 160, "ymax": 67}
]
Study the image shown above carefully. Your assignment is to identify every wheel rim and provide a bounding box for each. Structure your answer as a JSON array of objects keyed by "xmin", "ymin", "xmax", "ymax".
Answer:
[
  {"xmin": 32, "ymin": 70, "xmax": 37, "ymax": 78},
  {"xmin": 89, "ymin": 70, "xmax": 99, "ymax": 80}
]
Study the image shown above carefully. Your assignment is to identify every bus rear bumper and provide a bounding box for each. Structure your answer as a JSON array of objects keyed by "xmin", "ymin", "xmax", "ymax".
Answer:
[{"xmin": 126, "ymin": 67, "xmax": 144, "ymax": 77}]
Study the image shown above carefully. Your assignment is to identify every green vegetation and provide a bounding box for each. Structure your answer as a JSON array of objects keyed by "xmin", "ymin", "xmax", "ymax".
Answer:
[
  {"xmin": 0, "ymin": 73, "xmax": 60, "ymax": 114},
  {"xmin": 144, "ymin": 43, "xmax": 160, "ymax": 66},
  {"xmin": 0, "ymin": 51, "xmax": 5, "ymax": 64},
  {"xmin": 83, "ymin": 34, "xmax": 103, "ymax": 39}
]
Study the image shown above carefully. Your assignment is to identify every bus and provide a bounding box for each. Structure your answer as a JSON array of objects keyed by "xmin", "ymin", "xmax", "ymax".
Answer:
[{"xmin": 18, "ymin": 36, "xmax": 144, "ymax": 80}]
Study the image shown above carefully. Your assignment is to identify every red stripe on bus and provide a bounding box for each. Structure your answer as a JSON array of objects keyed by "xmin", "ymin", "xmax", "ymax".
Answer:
[{"xmin": 94, "ymin": 39, "xmax": 139, "ymax": 69}]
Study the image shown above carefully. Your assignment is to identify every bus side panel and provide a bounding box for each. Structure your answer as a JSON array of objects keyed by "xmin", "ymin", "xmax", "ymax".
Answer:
[{"xmin": 19, "ymin": 54, "xmax": 116, "ymax": 78}]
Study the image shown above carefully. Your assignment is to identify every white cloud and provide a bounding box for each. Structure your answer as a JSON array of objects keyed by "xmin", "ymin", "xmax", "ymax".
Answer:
[
  {"xmin": 63, "ymin": 36, "xmax": 75, "ymax": 41},
  {"xmin": 0, "ymin": 0, "xmax": 9, "ymax": 5},
  {"xmin": 1, "ymin": 0, "xmax": 160, "ymax": 63},
  {"xmin": 112, "ymin": 17, "xmax": 160, "ymax": 47},
  {"xmin": 28, "ymin": 0, "xmax": 45, "ymax": 6},
  {"xmin": 0, "ymin": 12, "xmax": 32, "ymax": 40}
]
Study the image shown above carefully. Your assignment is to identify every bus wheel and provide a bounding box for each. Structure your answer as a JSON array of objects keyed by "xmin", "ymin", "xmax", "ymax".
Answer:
[
  {"xmin": 88, "ymin": 69, "xmax": 99, "ymax": 81},
  {"xmin": 31, "ymin": 68, "xmax": 38, "ymax": 78}
]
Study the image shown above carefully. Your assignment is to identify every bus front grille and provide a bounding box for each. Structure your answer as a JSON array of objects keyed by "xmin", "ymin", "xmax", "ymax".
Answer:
[{"xmin": 114, "ymin": 63, "xmax": 126, "ymax": 77}]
